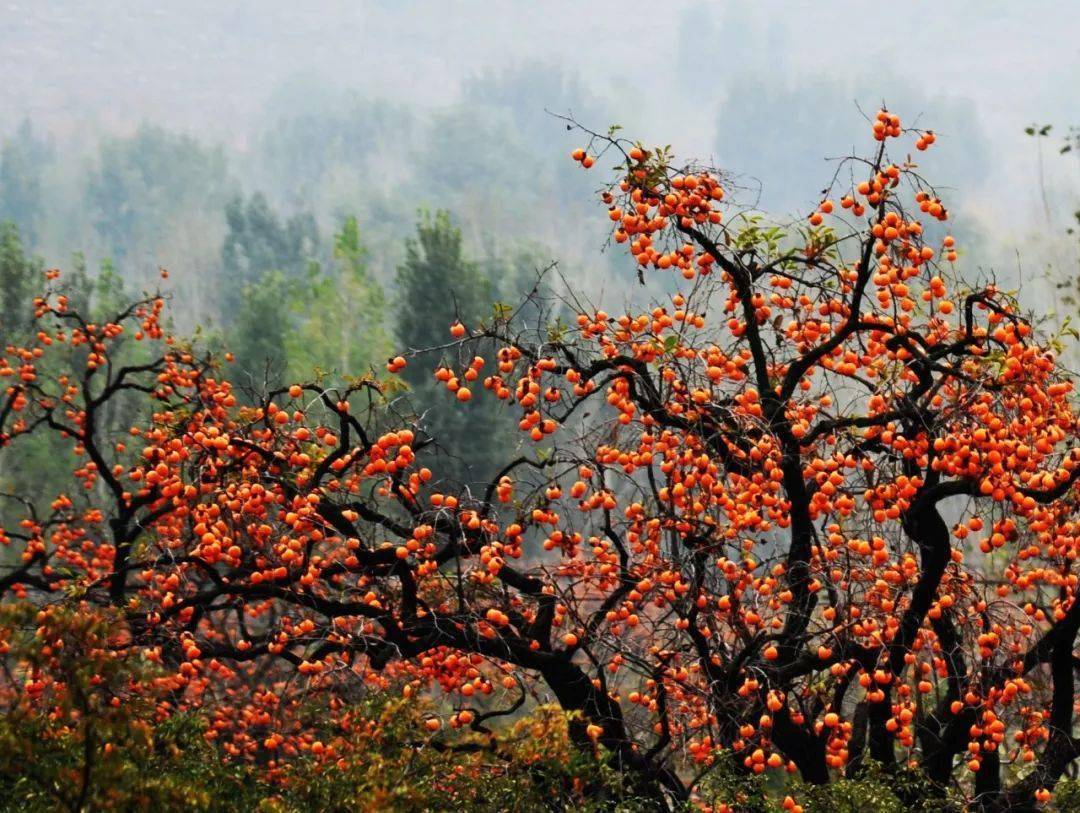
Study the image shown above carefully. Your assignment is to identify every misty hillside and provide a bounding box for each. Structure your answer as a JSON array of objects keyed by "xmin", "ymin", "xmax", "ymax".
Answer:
[{"xmin": 3, "ymin": 5, "xmax": 1080, "ymax": 812}]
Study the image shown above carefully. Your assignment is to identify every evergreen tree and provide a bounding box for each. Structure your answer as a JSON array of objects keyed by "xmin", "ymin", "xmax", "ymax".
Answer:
[
  {"xmin": 220, "ymin": 192, "xmax": 319, "ymax": 315},
  {"xmin": 396, "ymin": 211, "xmax": 490, "ymax": 353},
  {"xmin": 85, "ymin": 125, "xmax": 231, "ymax": 270},
  {"xmin": 0, "ymin": 120, "xmax": 51, "ymax": 247},
  {"xmin": 218, "ymin": 193, "xmax": 323, "ymax": 392},
  {"xmin": 0, "ymin": 221, "xmax": 40, "ymax": 343},
  {"xmin": 395, "ymin": 211, "xmax": 513, "ymax": 486},
  {"xmin": 289, "ymin": 216, "xmax": 389, "ymax": 379},
  {"xmin": 228, "ymin": 270, "xmax": 292, "ymax": 393}
]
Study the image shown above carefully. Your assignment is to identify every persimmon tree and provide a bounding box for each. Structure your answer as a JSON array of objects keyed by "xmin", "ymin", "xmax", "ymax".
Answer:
[{"xmin": 3, "ymin": 109, "xmax": 1080, "ymax": 812}]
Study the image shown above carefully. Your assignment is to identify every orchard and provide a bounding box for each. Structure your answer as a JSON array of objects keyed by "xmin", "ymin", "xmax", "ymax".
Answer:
[{"xmin": 2, "ymin": 109, "xmax": 1079, "ymax": 812}]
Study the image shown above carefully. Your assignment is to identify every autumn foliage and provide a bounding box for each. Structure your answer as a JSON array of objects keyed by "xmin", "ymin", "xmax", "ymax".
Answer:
[{"xmin": 4, "ymin": 109, "xmax": 1080, "ymax": 811}]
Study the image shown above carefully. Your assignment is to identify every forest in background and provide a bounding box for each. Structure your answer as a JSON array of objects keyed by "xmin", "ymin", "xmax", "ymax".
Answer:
[
  {"xmin": 2, "ymin": 63, "xmax": 1080, "ymax": 516},
  {"xmin": 1, "ymin": 38, "xmax": 1077, "ymax": 495},
  {"xmin": 3, "ymin": 4, "xmax": 1080, "ymax": 811},
  {"xmin": 1, "ymin": 2, "xmax": 1078, "ymax": 580}
]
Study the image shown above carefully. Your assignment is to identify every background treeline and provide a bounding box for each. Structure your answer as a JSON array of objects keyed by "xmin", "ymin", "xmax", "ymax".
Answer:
[
  {"xmin": 1, "ymin": 59, "xmax": 1077, "ymax": 502},
  {"xmin": 0, "ymin": 68, "xmax": 619, "ymax": 495}
]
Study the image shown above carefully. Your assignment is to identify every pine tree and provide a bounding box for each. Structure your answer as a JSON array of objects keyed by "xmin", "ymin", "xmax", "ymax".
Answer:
[
  {"xmin": 0, "ymin": 121, "xmax": 51, "ymax": 247},
  {"xmin": 228, "ymin": 271, "xmax": 293, "ymax": 393},
  {"xmin": 0, "ymin": 221, "xmax": 40, "ymax": 343},
  {"xmin": 395, "ymin": 211, "xmax": 513, "ymax": 486},
  {"xmin": 220, "ymin": 192, "xmax": 319, "ymax": 315}
]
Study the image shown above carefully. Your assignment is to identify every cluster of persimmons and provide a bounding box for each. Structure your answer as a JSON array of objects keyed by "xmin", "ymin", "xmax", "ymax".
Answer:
[{"xmin": 1, "ymin": 108, "xmax": 1078, "ymax": 810}]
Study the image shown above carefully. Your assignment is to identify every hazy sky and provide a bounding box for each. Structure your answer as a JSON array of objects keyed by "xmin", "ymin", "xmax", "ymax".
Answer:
[
  {"xmin": 3, "ymin": 2, "xmax": 1075, "ymax": 135},
  {"xmin": 1, "ymin": 2, "xmax": 1078, "ymax": 232}
]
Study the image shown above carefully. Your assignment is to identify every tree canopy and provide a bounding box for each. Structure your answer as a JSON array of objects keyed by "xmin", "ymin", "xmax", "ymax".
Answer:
[{"xmin": 2, "ymin": 109, "xmax": 1079, "ymax": 812}]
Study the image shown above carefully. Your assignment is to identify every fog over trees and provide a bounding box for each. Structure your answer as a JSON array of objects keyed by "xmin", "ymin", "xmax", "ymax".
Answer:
[{"xmin": 1, "ymin": 5, "xmax": 1080, "ymax": 810}]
